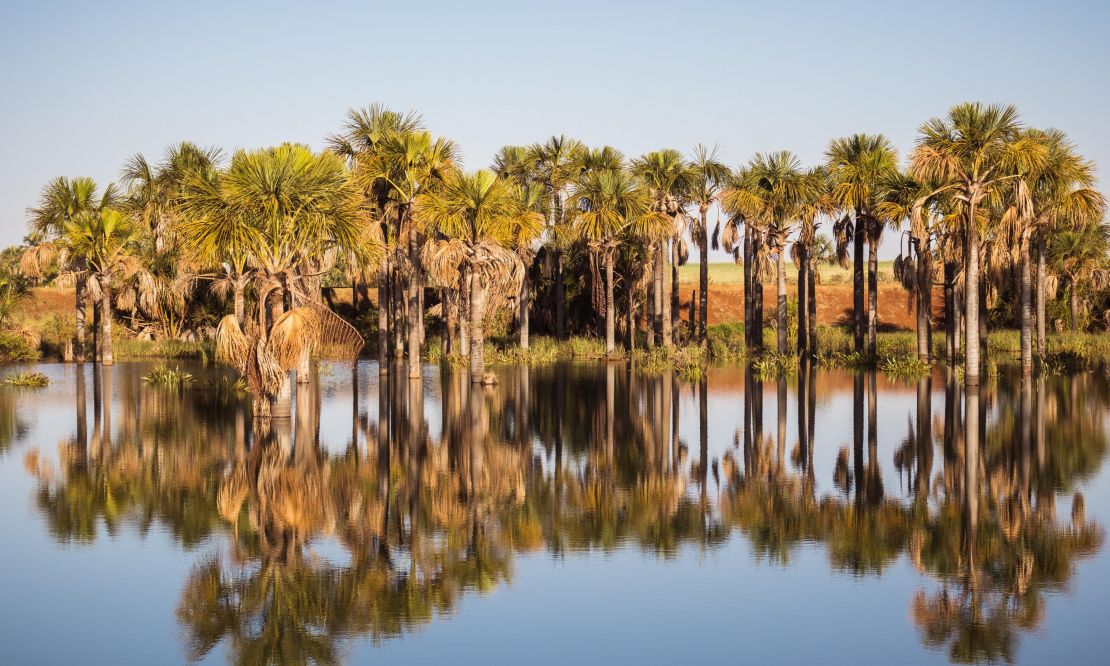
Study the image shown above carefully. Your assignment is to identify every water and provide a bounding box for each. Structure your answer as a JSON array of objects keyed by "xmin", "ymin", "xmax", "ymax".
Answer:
[{"xmin": 0, "ymin": 360, "xmax": 1107, "ymax": 665}]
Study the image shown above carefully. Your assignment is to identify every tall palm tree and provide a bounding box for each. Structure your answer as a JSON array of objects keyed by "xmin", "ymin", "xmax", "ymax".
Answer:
[
  {"xmin": 826, "ymin": 134, "xmax": 898, "ymax": 357},
  {"xmin": 24, "ymin": 177, "xmax": 120, "ymax": 362},
  {"xmin": 1047, "ymin": 221, "xmax": 1110, "ymax": 331},
  {"xmin": 61, "ymin": 208, "xmax": 142, "ymax": 366},
  {"xmin": 910, "ymin": 103, "xmax": 1044, "ymax": 384},
  {"xmin": 792, "ymin": 167, "xmax": 831, "ymax": 356},
  {"xmin": 328, "ymin": 104, "xmax": 425, "ymax": 373},
  {"xmin": 355, "ymin": 130, "xmax": 458, "ymax": 379},
  {"xmin": 1009, "ymin": 129, "xmax": 1105, "ymax": 363},
  {"xmin": 181, "ymin": 144, "xmax": 378, "ymax": 415},
  {"xmin": 724, "ymin": 151, "xmax": 811, "ymax": 354},
  {"xmin": 570, "ymin": 165, "xmax": 669, "ymax": 354},
  {"xmin": 529, "ymin": 136, "xmax": 584, "ymax": 340},
  {"xmin": 687, "ymin": 144, "xmax": 730, "ymax": 344},
  {"xmin": 121, "ymin": 142, "xmax": 223, "ymax": 253},
  {"xmin": 420, "ymin": 169, "xmax": 542, "ymax": 380},
  {"xmin": 493, "ymin": 145, "xmax": 547, "ymax": 350},
  {"xmin": 631, "ymin": 149, "xmax": 691, "ymax": 348}
]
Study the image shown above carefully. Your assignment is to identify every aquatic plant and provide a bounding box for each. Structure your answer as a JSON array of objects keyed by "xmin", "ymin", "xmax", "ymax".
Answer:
[{"xmin": 3, "ymin": 371, "xmax": 49, "ymax": 387}]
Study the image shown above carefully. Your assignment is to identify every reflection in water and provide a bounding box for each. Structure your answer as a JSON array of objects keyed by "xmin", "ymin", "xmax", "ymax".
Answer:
[{"xmin": 17, "ymin": 362, "xmax": 1109, "ymax": 664}]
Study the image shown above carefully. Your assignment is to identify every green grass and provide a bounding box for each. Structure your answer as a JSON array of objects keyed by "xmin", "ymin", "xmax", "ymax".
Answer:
[
  {"xmin": 142, "ymin": 364, "xmax": 194, "ymax": 389},
  {"xmin": 115, "ymin": 338, "xmax": 211, "ymax": 362},
  {"xmin": 676, "ymin": 261, "xmax": 896, "ymax": 286},
  {"xmin": 3, "ymin": 370, "xmax": 49, "ymax": 387}
]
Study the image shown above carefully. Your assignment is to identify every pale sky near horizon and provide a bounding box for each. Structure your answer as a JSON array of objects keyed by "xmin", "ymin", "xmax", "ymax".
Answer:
[{"xmin": 2, "ymin": 0, "xmax": 1107, "ymax": 260}]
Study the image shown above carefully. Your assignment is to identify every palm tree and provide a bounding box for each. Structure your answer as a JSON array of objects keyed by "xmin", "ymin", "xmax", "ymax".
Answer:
[
  {"xmin": 181, "ymin": 144, "xmax": 377, "ymax": 415},
  {"xmin": 329, "ymin": 104, "xmax": 425, "ymax": 372},
  {"xmin": 792, "ymin": 167, "xmax": 831, "ymax": 356},
  {"xmin": 354, "ymin": 130, "xmax": 458, "ymax": 379},
  {"xmin": 911, "ymin": 103, "xmax": 1044, "ymax": 384},
  {"xmin": 420, "ymin": 169, "xmax": 542, "ymax": 380},
  {"xmin": 1010, "ymin": 129, "xmax": 1105, "ymax": 362},
  {"xmin": 1048, "ymin": 221, "xmax": 1110, "ymax": 331},
  {"xmin": 529, "ymin": 136, "xmax": 584, "ymax": 340},
  {"xmin": 24, "ymin": 177, "xmax": 120, "ymax": 361},
  {"xmin": 724, "ymin": 151, "xmax": 811, "ymax": 354},
  {"xmin": 493, "ymin": 145, "xmax": 547, "ymax": 350},
  {"xmin": 61, "ymin": 208, "xmax": 142, "ymax": 366},
  {"xmin": 121, "ymin": 142, "xmax": 223, "ymax": 253},
  {"xmin": 631, "ymin": 149, "xmax": 691, "ymax": 348},
  {"xmin": 826, "ymin": 134, "xmax": 898, "ymax": 358},
  {"xmin": 570, "ymin": 165, "xmax": 669, "ymax": 355},
  {"xmin": 687, "ymin": 144, "xmax": 730, "ymax": 344}
]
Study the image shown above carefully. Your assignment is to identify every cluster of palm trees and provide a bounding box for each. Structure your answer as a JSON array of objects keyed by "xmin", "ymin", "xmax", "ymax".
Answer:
[{"xmin": 16, "ymin": 102, "xmax": 1108, "ymax": 413}]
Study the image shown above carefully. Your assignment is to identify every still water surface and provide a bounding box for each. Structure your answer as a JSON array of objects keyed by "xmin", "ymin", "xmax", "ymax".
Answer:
[{"xmin": 0, "ymin": 361, "xmax": 1107, "ymax": 665}]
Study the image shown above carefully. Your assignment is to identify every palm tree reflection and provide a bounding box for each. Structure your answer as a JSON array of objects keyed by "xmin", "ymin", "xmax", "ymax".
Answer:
[{"xmin": 20, "ymin": 362, "xmax": 1108, "ymax": 664}]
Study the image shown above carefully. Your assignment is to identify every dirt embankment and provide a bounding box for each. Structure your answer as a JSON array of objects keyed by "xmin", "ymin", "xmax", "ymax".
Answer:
[{"xmin": 676, "ymin": 282, "xmax": 943, "ymax": 331}]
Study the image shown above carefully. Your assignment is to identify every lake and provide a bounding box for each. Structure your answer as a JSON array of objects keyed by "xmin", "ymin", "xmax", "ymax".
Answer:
[{"xmin": 0, "ymin": 360, "xmax": 1106, "ymax": 665}]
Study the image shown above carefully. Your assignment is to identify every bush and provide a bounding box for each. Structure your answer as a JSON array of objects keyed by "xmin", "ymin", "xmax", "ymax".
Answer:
[
  {"xmin": 3, "ymin": 371, "xmax": 49, "ymax": 387},
  {"xmin": 0, "ymin": 332, "xmax": 41, "ymax": 363},
  {"xmin": 142, "ymin": 364, "xmax": 194, "ymax": 389}
]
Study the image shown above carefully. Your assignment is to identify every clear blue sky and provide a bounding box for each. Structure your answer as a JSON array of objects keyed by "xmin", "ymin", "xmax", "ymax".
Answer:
[{"xmin": 2, "ymin": 0, "xmax": 1107, "ymax": 259}]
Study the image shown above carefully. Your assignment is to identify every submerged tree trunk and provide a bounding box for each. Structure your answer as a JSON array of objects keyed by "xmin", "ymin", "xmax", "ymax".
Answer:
[
  {"xmin": 807, "ymin": 255, "xmax": 817, "ymax": 356},
  {"xmin": 660, "ymin": 240, "xmax": 672, "ymax": 348},
  {"xmin": 966, "ymin": 199, "xmax": 981, "ymax": 385},
  {"xmin": 605, "ymin": 251, "xmax": 616, "ymax": 356},
  {"xmin": 867, "ymin": 235, "xmax": 878, "ymax": 358},
  {"xmin": 1035, "ymin": 236, "xmax": 1047, "ymax": 355},
  {"xmin": 519, "ymin": 270, "xmax": 530, "ymax": 350},
  {"xmin": 469, "ymin": 272, "xmax": 488, "ymax": 381},
  {"xmin": 797, "ymin": 251, "xmax": 808, "ymax": 356},
  {"xmin": 1020, "ymin": 240, "xmax": 1033, "ymax": 373},
  {"xmin": 944, "ymin": 262, "xmax": 956, "ymax": 363},
  {"xmin": 378, "ymin": 275, "xmax": 389, "ymax": 374},
  {"xmin": 699, "ymin": 205, "xmax": 709, "ymax": 345},
  {"xmin": 75, "ymin": 274, "xmax": 87, "ymax": 363},
  {"xmin": 776, "ymin": 250, "xmax": 787, "ymax": 354},
  {"xmin": 853, "ymin": 214, "xmax": 865, "ymax": 354},
  {"xmin": 671, "ymin": 240, "xmax": 680, "ymax": 342},
  {"xmin": 100, "ymin": 278, "xmax": 113, "ymax": 366},
  {"xmin": 743, "ymin": 228, "xmax": 753, "ymax": 350}
]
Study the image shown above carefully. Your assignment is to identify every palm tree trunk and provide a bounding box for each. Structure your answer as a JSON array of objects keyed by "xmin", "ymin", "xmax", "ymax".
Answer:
[
  {"xmin": 1070, "ymin": 282, "xmax": 1079, "ymax": 331},
  {"xmin": 605, "ymin": 251, "xmax": 615, "ymax": 356},
  {"xmin": 754, "ymin": 250, "xmax": 764, "ymax": 351},
  {"xmin": 699, "ymin": 207, "xmax": 709, "ymax": 344},
  {"xmin": 378, "ymin": 275, "xmax": 389, "ymax": 374},
  {"xmin": 797, "ymin": 251, "xmax": 808, "ymax": 356},
  {"xmin": 743, "ymin": 228, "xmax": 753, "ymax": 349},
  {"xmin": 75, "ymin": 275, "xmax": 87, "ymax": 363},
  {"xmin": 807, "ymin": 255, "xmax": 817, "ymax": 355},
  {"xmin": 647, "ymin": 261, "xmax": 657, "ymax": 349},
  {"xmin": 944, "ymin": 263, "xmax": 955, "ymax": 362},
  {"xmin": 853, "ymin": 214, "xmax": 865, "ymax": 353},
  {"xmin": 670, "ymin": 239, "xmax": 680, "ymax": 340},
  {"xmin": 660, "ymin": 241, "xmax": 672, "ymax": 348},
  {"xmin": 965, "ymin": 199, "xmax": 981, "ymax": 385},
  {"xmin": 234, "ymin": 279, "xmax": 246, "ymax": 328},
  {"xmin": 626, "ymin": 281, "xmax": 636, "ymax": 352},
  {"xmin": 100, "ymin": 278, "xmax": 113, "ymax": 366},
  {"xmin": 469, "ymin": 272, "xmax": 487, "ymax": 381},
  {"xmin": 776, "ymin": 250, "xmax": 787, "ymax": 354},
  {"xmin": 1035, "ymin": 236, "xmax": 1047, "ymax": 355},
  {"xmin": 519, "ymin": 271, "xmax": 530, "ymax": 350},
  {"xmin": 867, "ymin": 236, "xmax": 878, "ymax": 358},
  {"xmin": 554, "ymin": 249, "xmax": 566, "ymax": 340},
  {"xmin": 1020, "ymin": 240, "xmax": 1033, "ymax": 373},
  {"xmin": 407, "ymin": 260, "xmax": 422, "ymax": 379},
  {"xmin": 392, "ymin": 270, "xmax": 405, "ymax": 359},
  {"xmin": 916, "ymin": 243, "xmax": 930, "ymax": 361},
  {"xmin": 460, "ymin": 267, "xmax": 471, "ymax": 354}
]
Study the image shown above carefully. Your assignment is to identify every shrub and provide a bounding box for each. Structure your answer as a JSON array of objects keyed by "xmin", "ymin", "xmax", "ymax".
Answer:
[
  {"xmin": 0, "ymin": 332, "xmax": 40, "ymax": 363},
  {"xmin": 3, "ymin": 371, "xmax": 49, "ymax": 387},
  {"xmin": 142, "ymin": 364, "xmax": 194, "ymax": 389}
]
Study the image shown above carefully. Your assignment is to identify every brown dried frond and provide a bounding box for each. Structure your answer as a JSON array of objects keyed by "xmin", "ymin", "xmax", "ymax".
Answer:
[
  {"xmin": 214, "ymin": 315, "xmax": 251, "ymax": 371},
  {"xmin": 267, "ymin": 307, "xmax": 321, "ymax": 369}
]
